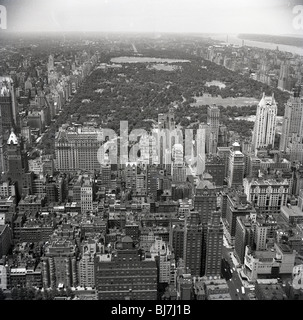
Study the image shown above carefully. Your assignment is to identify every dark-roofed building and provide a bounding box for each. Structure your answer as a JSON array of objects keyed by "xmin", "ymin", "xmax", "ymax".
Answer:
[
  {"xmin": 255, "ymin": 281, "xmax": 287, "ymax": 300},
  {"xmin": 0, "ymin": 223, "xmax": 12, "ymax": 257},
  {"xmin": 95, "ymin": 236, "xmax": 157, "ymax": 300},
  {"xmin": 222, "ymin": 188, "xmax": 256, "ymax": 246}
]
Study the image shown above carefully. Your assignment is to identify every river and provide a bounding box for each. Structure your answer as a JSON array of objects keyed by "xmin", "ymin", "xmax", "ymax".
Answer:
[{"xmin": 210, "ymin": 34, "xmax": 303, "ymax": 57}]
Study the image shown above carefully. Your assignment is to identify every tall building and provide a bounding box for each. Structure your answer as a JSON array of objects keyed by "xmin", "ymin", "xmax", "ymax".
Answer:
[
  {"xmin": 148, "ymin": 237, "xmax": 173, "ymax": 283},
  {"xmin": 194, "ymin": 179, "xmax": 217, "ymax": 225},
  {"xmin": 157, "ymin": 107, "xmax": 179, "ymax": 166},
  {"xmin": 279, "ymin": 87, "xmax": 303, "ymax": 161},
  {"xmin": 6, "ymin": 130, "xmax": 27, "ymax": 200},
  {"xmin": 158, "ymin": 107, "xmax": 175, "ymax": 131},
  {"xmin": 227, "ymin": 142, "xmax": 244, "ymax": 188},
  {"xmin": 204, "ymin": 154, "xmax": 225, "ymax": 187},
  {"xmin": 147, "ymin": 165, "xmax": 158, "ymax": 200},
  {"xmin": 234, "ymin": 214, "xmax": 256, "ymax": 264},
  {"xmin": 55, "ymin": 125, "xmax": 103, "ymax": 172},
  {"xmin": 80, "ymin": 176, "xmax": 94, "ymax": 214},
  {"xmin": 278, "ymin": 60, "xmax": 291, "ymax": 92},
  {"xmin": 0, "ymin": 81, "xmax": 15, "ymax": 137},
  {"xmin": 218, "ymin": 125, "xmax": 228, "ymax": 148},
  {"xmin": 217, "ymin": 146, "xmax": 231, "ymax": 181},
  {"xmin": 196, "ymin": 123, "xmax": 208, "ymax": 176},
  {"xmin": 252, "ymin": 93, "xmax": 277, "ymax": 155},
  {"xmin": 0, "ymin": 80, "xmax": 17, "ymax": 175},
  {"xmin": 125, "ymin": 162, "xmax": 137, "ymax": 191},
  {"xmin": 207, "ymin": 105, "xmax": 220, "ymax": 154},
  {"xmin": 184, "ymin": 212, "xmax": 203, "ymax": 277},
  {"xmin": 0, "ymin": 220, "xmax": 12, "ymax": 258},
  {"xmin": 42, "ymin": 239, "xmax": 78, "ymax": 289},
  {"xmin": 100, "ymin": 164, "xmax": 111, "ymax": 191},
  {"xmin": 172, "ymin": 163, "xmax": 187, "ymax": 183},
  {"xmin": 243, "ymin": 177, "xmax": 289, "ymax": 217},
  {"xmin": 204, "ymin": 210, "xmax": 223, "ymax": 278},
  {"xmin": 194, "ymin": 179, "xmax": 218, "ymax": 276},
  {"xmin": 222, "ymin": 189, "xmax": 256, "ymax": 246},
  {"xmin": 172, "ymin": 223, "xmax": 185, "ymax": 263},
  {"xmin": 78, "ymin": 240, "xmax": 98, "ymax": 288},
  {"xmin": 95, "ymin": 236, "xmax": 157, "ymax": 300}
]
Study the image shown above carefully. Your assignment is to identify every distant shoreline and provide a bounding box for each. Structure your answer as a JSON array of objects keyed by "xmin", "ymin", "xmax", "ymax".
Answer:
[{"xmin": 238, "ymin": 34, "xmax": 303, "ymax": 49}]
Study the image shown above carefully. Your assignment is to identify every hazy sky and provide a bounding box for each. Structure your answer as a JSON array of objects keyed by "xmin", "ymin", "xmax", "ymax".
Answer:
[{"xmin": 2, "ymin": 0, "xmax": 302, "ymax": 35}]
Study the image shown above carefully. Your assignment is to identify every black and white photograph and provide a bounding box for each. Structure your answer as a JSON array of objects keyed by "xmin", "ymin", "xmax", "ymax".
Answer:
[{"xmin": 0, "ymin": 0, "xmax": 303, "ymax": 312}]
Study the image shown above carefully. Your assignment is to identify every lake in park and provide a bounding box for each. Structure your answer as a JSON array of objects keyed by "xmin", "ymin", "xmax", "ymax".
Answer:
[
  {"xmin": 191, "ymin": 94, "xmax": 259, "ymax": 107},
  {"xmin": 110, "ymin": 57, "xmax": 190, "ymax": 64}
]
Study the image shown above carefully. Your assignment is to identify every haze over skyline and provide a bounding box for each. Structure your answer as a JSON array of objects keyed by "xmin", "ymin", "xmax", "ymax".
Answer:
[{"xmin": 1, "ymin": 0, "xmax": 303, "ymax": 35}]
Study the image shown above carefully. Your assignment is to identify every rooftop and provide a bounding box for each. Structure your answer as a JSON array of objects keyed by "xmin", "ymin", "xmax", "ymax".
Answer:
[
  {"xmin": 281, "ymin": 205, "xmax": 303, "ymax": 218},
  {"xmin": 196, "ymin": 179, "xmax": 215, "ymax": 190},
  {"xmin": 7, "ymin": 130, "xmax": 18, "ymax": 145}
]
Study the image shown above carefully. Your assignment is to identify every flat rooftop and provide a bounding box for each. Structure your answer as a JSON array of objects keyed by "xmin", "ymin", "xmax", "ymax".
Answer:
[{"xmin": 281, "ymin": 205, "xmax": 303, "ymax": 218}]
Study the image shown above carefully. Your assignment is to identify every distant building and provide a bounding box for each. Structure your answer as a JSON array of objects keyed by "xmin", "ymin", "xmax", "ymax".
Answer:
[
  {"xmin": 278, "ymin": 60, "xmax": 291, "ymax": 92},
  {"xmin": 55, "ymin": 125, "xmax": 103, "ymax": 172},
  {"xmin": 207, "ymin": 105, "xmax": 220, "ymax": 154},
  {"xmin": 280, "ymin": 87, "xmax": 303, "ymax": 162},
  {"xmin": 0, "ymin": 81, "xmax": 15, "ymax": 141}
]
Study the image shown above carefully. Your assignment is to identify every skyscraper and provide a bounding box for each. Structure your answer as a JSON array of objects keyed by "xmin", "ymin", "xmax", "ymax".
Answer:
[
  {"xmin": 147, "ymin": 165, "xmax": 158, "ymax": 200},
  {"xmin": 278, "ymin": 60, "xmax": 291, "ymax": 92},
  {"xmin": 227, "ymin": 142, "xmax": 244, "ymax": 188},
  {"xmin": 184, "ymin": 211, "xmax": 203, "ymax": 277},
  {"xmin": 0, "ymin": 81, "xmax": 15, "ymax": 175},
  {"xmin": 194, "ymin": 179, "xmax": 218, "ymax": 276},
  {"xmin": 6, "ymin": 130, "xmax": 27, "ymax": 200},
  {"xmin": 234, "ymin": 214, "xmax": 256, "ymax": 264},
  {"xmin": 207, "ymin": 105, "xmax": 220, "ymax": 154},
  {"xmin": 205, "ymin": 210, "xmax": 223, "ymax": 278},
  {"xmin": 194, "ymin": 179, "xmax": 217, "ymax": 225},
  {"xmin": 95, "ymin": 236, "xmax": 157, "ymax": 300},
  {"xmin": 196, "ymin": 123, "xmax": 208, "ymax": 176},
  {"xmin": 252, "ymin": 93, "xmax": 277, "ymax": 155},
  {"xmin": 279, "ymin": 86, "xmax": 303, "ymax": 161},
  {"xmin": 42, "ymin": 239, "xmax": 78, "ymax": 289},
  {"xmin": 55, "ymin": 125, "xmax": 103, "ymax": 172},
  {"xmin": 0, "ymin": 80, "xmax": 15, "ymax": 137}
]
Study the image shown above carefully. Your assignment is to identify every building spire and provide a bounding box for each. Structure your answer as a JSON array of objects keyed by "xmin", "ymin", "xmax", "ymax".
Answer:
[{"xmin": 7, "ymin": 128, "xmax": 18, "ymax": 145}]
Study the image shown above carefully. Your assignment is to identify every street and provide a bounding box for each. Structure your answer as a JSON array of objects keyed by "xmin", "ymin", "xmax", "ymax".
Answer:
[{"xmin": 221, "ymin": 237, "xmax": 251, "ymax": 300}]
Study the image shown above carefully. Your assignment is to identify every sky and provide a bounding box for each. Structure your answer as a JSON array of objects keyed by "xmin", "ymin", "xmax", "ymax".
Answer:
[{"xmin": 1, "ymin": 0, "xmax": 303, "ymax": 35}]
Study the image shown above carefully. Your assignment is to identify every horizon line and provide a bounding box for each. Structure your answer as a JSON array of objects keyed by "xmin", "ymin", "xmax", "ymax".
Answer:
[{"xmin": 1, "ymin": 30, "xmax": 302, "ymax": 37}]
